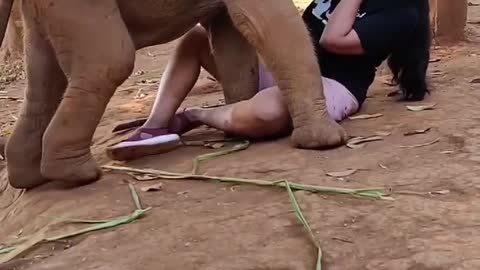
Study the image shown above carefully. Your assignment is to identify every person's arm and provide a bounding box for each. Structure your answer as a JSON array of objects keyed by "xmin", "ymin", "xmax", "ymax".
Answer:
[{"xmin": 320, "ymin": 0, "xmax": 364, "ymax": 55}]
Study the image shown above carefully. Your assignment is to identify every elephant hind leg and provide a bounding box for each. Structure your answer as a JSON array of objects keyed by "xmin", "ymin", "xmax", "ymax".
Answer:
[
  {"xmin": 205, "ymin": 12, "xmax": 259, "ymax": 105},
  {"xmin": 6, "ymin": 22, "xmax": 67, "ymax": 189},
  {"xmin": 39, "ymin": 0, "xmax": 135, "ymax": 184}
]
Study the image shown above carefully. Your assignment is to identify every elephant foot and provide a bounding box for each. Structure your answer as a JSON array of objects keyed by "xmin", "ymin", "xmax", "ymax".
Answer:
[
  {"xmin": 41, "ymin": 153, "xmax": 101, "ymax": 186},
  {"xmin": 291, "ymin": 117, "xmax": 348, "ymax": 149},
  {"xmin": 5, "ymin": 133, "xmax": 50, "ymax": 189},
  {"xmin": 8, "ymin": 167, "xmax": 50, "ymax": 189}
]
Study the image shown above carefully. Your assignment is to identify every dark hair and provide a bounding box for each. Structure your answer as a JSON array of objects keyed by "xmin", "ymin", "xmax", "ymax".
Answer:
[{"xmin": 387, "ymin": 0, "xmax": 431, "ymax": 101}]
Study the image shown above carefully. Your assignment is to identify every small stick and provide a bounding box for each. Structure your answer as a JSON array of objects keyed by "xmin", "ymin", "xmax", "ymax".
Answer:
[
  {"xmin": 331, "ymin": 237, "xmax": 354, "ymax": 244},
  {"xmin": 112, "ymin": 118, "xmax": 147, "ymax": 133},
  {"xmin": 398, "ymin": 138, "xmax": 440, "ymax": 148},
  {"xmin": 0, "ymin": 96, "xmax": 22, "ymax": 101},
  {"xmin": 191, "ymin": 141, "xmax": 250, "ymax": 174}
]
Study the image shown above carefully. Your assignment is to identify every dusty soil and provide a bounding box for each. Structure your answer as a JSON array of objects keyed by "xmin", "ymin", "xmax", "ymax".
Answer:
[{"xmin": 1, "ymin": 3, "xmax": 480, "ymax": 270}]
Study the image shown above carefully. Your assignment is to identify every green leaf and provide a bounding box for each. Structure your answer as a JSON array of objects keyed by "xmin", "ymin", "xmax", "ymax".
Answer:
[
  {"xmin": 0, "ymin": 185, "xmax": 150, "ymax": 264},
  {"xmin": 284, "ymin": 180, "xmax": 322, "ymax": 270},
  {"xmin": 0, "ymin": 246, "xmax": 15, "ymax": 255},
  {"xmin": 191, "ymin": 140, "xmax": 250, "ymax": 174},
  {"xmin": 128, "ymin": 183, "xmax": 143, "ymax": 210},
  {"xmin": 46, "ymin": 208, "xmax": 150, "ymax": 242}
]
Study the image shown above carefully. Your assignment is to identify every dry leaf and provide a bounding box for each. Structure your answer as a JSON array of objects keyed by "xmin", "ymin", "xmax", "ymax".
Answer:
[
  {"xmin": 470, "ymin": 78, "xmax": 480, "ymax": 84},
  {"xmin": 326, "ymin": 169, "xmax": 357, "ymax": 178},
  {"xmin": 375, "ymin": 131, "xmax": 392, "ymax": 137},
  {"xmin": 429, "ymin": 58, "xmax": 441, "ymax": 63},
  {"xmin": 141, "ymin": 183, "xmax": 163, "ymax": 192},
  {"xmin": 429, "ymin": 190, "xmax": 450, "ymax": 195},
  {"xmin": 378, "ymin": 163, "xmax": 389, "ymax": 170},
  {"xmin": 406, "ymin": 104, "xmax": 436, "ymax": 112},
  {"xmin": 440, "ymin": 150, "xmax": 454, "ymax": 154},
  {"xmin": 431, "ymin": 71, "xmax": 445, "ymax": 77},
  {"xmin": 347, "ymin": 136, "xmax": 383, "ymax": 149},
  {"xmin": 137, "ymin": 79, "xmax": 159, "ymax": 85},
  {"xmin": 349, "ymin": 113, "xmax": 383, "ymax": 120},
  {"xmin": 0, "ymin": 153, "xmax": 4, "ymax": 161},
  {"xmin": 133, "ymin": 70, "xmax": 146, "ymax": 76},
  {"xmin": 403, "ymin": 127, "xmax": 431, "ymax": 136},
  {"xmin": 134, "ymin": 89, "xmax": 148, "ymax": 99},
  {"xmin": 399, "ymin": 138, "xmax": 440, "ymax": 148},
  {"xmin": 130, "ymin": 173, "xmax": 161, "ymax": 181},
  {"xmin": 205, "ymin": 143, "xmax": 225, "ymax": 149}
]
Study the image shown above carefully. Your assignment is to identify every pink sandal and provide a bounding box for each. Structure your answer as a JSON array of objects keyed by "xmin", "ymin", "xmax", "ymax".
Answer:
[
  {"xmin": 107, "ymin": 128, "xmax": 181, "ymax": 161},
  {"xmin": 107, "ymin": 110, "xmax": 203, "ymax": 161}
]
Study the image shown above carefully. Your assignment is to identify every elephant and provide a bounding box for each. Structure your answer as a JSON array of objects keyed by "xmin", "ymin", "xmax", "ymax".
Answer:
[{"xmin": 0, "ymin": 0, "xmax": 347, "ymax": 189}]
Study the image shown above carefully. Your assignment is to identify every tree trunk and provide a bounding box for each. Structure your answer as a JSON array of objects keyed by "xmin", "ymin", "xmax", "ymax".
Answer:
[{"xmin": 430, "ymin": 0, "xmax": 468, "ymax": 43}]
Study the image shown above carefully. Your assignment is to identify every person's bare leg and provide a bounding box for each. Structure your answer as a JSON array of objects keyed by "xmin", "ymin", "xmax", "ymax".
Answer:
[
  {"xmin": 106, "ymin": 25, "xmax": 220, "ymax": 161},
  {"xmin": 185, "ymin": 86, "xmax": 291, "ymax": 138},
  {"xmin": 142, "ymin": 25, "xmax": 218, "ymax": 129}
]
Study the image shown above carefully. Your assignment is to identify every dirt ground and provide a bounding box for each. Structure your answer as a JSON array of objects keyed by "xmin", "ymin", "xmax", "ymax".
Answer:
[{"xmin": 1, "ymin": 2, "xmax": 480, "ymax": 270}]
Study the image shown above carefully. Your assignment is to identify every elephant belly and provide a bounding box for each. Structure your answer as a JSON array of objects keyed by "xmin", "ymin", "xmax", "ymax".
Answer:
[{"xmin": 118, "ymin": 0, "xmax": 224, "ymax": 49}]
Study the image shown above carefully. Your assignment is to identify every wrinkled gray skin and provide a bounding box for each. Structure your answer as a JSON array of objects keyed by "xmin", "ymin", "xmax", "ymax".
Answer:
[{"xmin": 0, "ymin": 0, "xmax": 347, "ymax": 189}]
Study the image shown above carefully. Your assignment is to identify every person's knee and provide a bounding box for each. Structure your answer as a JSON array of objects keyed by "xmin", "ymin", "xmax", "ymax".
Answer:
[
  {"xmin": 251, "ymin": 88, "xmax": 290, "ymax": 123},
  {"xmin": 230, "ymin": 101, "xmax": 288, "ymax": 137},
  {"xmin": 178, "ymin": 25, "xmax": 209, "ymax": 55},
  {"xmin": 254, "ymin": 104, "xmax": 288, "ymax": 123}
]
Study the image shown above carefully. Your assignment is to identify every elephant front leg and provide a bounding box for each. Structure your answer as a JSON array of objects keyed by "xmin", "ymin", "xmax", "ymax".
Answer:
[
  {"xmin": 5, "ymin": 21, "xmax": 67, "ymax": 189},
  {"xmin": 204, "ymin": 12, "xmax": 259, "ymax": 104},
  {"xmin": 39, "ymin": 1, "xmax": 135, "ymax": 183},
  {"xmin": 224, "ymin": 0, "xmax": 348, "ymax": 148}
]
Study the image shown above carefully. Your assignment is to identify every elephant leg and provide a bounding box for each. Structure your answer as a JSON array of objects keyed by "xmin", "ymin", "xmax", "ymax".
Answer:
[
  {"xmin": 223, "ymin": 0, "xmax": 348, "ymax": 148},
  {"xmin": 5, "ymin": 20, "xmax": 67, "ymax": 189},
  {"xmin": 39, "ymin": 1, "xmax": 135, "ymax": 183},
  {"xmin": 205, "ymin": 12, "xmax": 258, "ymax": 104}
]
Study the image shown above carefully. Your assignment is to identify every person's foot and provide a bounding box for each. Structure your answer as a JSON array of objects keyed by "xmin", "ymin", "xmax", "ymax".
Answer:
[
  {"xmin": 168, "ymin": 108, "xmax": 203, "ymax": 135},
  {"xmin": 107, "ymin": 109, "xmax": 204, "ymax": 161},
  {"xmin": 107, "ymin": 127, "xmax": 181, "ymax": 161}
]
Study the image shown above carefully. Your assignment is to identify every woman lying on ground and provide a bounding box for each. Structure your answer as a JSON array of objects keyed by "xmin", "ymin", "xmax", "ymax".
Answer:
[{"xmin": 108, "ymin": 0, "xmax": 431, "ymax": 161}]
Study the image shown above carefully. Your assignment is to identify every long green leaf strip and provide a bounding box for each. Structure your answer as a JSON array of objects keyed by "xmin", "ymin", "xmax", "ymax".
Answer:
[
  {"xmin": 284, "ymin": 180, "xmax": 322, "ymax": 270},
  {"xmin": 0, "ymin": 185, "xmax": 150, "ymax": 263}
]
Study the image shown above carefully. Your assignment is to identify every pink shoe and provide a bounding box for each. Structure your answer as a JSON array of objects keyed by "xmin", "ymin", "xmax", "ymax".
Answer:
[{"xmin": 107, "ymin": 128, "xmax": 181, "ymax": 161}]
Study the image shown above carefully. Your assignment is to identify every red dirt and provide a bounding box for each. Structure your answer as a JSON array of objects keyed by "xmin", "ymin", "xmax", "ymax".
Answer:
[{"xmin": 1, "ymin": 3, "xmax": 480, "ymax": 270}]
